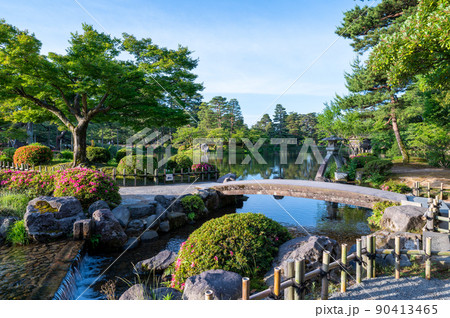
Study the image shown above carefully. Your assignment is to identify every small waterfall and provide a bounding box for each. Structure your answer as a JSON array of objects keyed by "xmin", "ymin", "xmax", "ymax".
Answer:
[{"xmin": 53, "ymin": 252, "xmax": 110, "ymax": 300}]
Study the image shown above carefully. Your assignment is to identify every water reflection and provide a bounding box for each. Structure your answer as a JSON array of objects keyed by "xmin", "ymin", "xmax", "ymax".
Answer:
[{"xmin": 235, "ymin": 195, "xmax": 372, "ymax": 246}]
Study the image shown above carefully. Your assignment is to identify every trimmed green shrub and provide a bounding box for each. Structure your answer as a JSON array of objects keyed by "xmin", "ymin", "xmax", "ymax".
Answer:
[
  {"xmin": 2, "ymin": 147, "xmax": 16, "ymax": 159},
  {"xmin": 167, "ymin": 153, "xmax": 193, "ymax": 171},
  {"xmin": 181, "ymin": 195, "xmax": 205, "ymax": 220},
  {"xmin": 0, "ymin": 191, "xmax": 31, "ymax": 218},
  {"xmin": 324, "ymin": 161, "xmax": 337, "ymax": 179},
  {"xmin": 53, "ymin": 167, "xmax": 120, "ymax": 208},
  {"xmin": 86, "ymin": 146, "xmax": 111, "ymax": 163},
  {"xmin": 6, "ymin": 220, "xmax": 29, "ymax": 245},
  {"xmin": 115, "ymin": 148, "xmax": 135, "ymax": 162},
  {"xmin": 170, "ymin": 213, "xmax": 292, "ymax": 290},
  {"xmin": 349, "ymin": 153, "xmax": 377, "ymax": 169},
  {"xmin": 117, "ymin": 155, "xmax": 158, "ymax": 174},
  {"xmin": 60, "ymin": 150, "xmax": 74, "ymax": 160},
  {"xmin": 368, "ymin": 201, "xmax": 400, "ymax": 228},
  {"xmin": 364, "ymin": 159, "xmax": 393, "ymax": 176},
  {"xmin": 13, "ymin": 144, "xmax": 52, "ymax": 166}
]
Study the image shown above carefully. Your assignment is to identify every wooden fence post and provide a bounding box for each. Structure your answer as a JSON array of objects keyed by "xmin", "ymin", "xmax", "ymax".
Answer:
[
  {"xmin": 242, "ymin": 277, "xmax": 250, "ymax": 300},
  {"xmin": 285, "ymin": 260, "xmax": 295, "ymax": 300},
  {"xmin": 295, "ymin": 259, "xmax": 305, "ymax": 300},
  {"xmin": 340, "ymin": 244, "xmax": 347, "ymax": 293},
  {"xmin": 367, "ymin": 236, "xmax": 373, "ymax": 279},
  {"xmin": 425, "ymin": 237, "xmax": 432, "ymax": 280},
  {"xmin": 273, "ymin": 267, "xmax": 281, "ymax": 298},
  {"xmin": 123, "ymin": 169, "xmax": 126, "ymax": 187},
  {"xmin": 395, "ymin": 236, "xmax": 401, "ymax": 279},
  {"xmin": 372, "ymin": 235, "xmax": 376, "ymax": 278},
  {"xmin": 205, "ymin": 290, "xmax": 214, "ymax": 300},
  {"xmin": 180, "ymin": 168, "xmax": 183, "ymax": 183},
  {"xmin": 440, "ymin": 183, "xmax": 443, "ymax": 201},
  {"xmin": 427, "ymin": 182, "xmax": 431, "ymax": 198},
  {"xmin": 321, "ymin": 251, "xmax": 330, "ymax": 300},
  {"xmin": 356, "ymin": 238, "xmax": 362, "ymax": 284},
  {"xmin": 143, "ymin": 169, "xmax": 147, "ymax": 186},
  {"xmin": 154, "ymin": 169, "xmax": 158, "ymax": 185}
]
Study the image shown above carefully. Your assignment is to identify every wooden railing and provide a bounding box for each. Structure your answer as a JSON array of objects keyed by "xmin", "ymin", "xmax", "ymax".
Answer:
[
  {"xmin": 0, "ymin": 161, "xmax": 220, "ymax": 186},
  {"xmin": 203, "ymin": 236, "xmax": 450, "ymax": 300}
]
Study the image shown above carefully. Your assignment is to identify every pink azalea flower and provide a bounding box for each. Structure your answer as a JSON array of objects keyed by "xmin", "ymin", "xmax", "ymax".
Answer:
[{"xmin": 214, "ymin": 256, "xmax": 218, "ymax": 262}]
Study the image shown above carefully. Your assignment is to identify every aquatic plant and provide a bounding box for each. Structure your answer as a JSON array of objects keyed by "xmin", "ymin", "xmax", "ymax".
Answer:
[
  {"xmin": 170, "ymin": 213, "xmax": 291, "ymax": 290},
  {"xmin": 6, "ymin": 220, "xmax": 29, "ymax": 245}
]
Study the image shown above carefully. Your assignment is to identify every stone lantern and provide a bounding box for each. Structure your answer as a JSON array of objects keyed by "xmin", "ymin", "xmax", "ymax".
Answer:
[{"xmin": 315, "ymin": 135, "xmax": 346, "ymax": 181}]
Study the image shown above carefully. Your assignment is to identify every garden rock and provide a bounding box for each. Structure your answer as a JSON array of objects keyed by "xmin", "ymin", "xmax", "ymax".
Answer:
[
  {"xmin": 0, "ymin": 216, "xmax": 18, "ymax": 242},
  {"xmin": 123, "ymin": 237, "xmax": 140, "ymax": 250},
  {"xmin": 141, "ymin": 230, "xmax": 159, "ymax": 242},
  {"xmin": 127, "ymin": 201, "xmax": 157, "ymax": 219},
  {"xmin": 182, "ymin": 269, "xmax": 242, "ymax": 300},
  {"xmin": 265, "ymin": 235, "xmax": 339, "ymax": 285},
  {"xmin": 111, "ymin": 205, "xmax": 130, "ymax": 227},
  {"xmin": 92, "ymin": 208, "xmax": 127, "ymax": 250},
  {"xmin": 373, "ymin": 230, "xmax": 421, "ymax": 249},
  {"xmin": 155, "ymin": 203, "xmax": 168, "ymax": 220},
  {"xmin": 380, "ymin": 205, "xmax": 426, "ymax": 232},
  {"xmin": 119, "ymin": 284, "xmax": 151, "ymax": 300},
  {"xmin": 88, "ymin": 200, "xmax": 110, "ymax": 216},
  {"xmin": 151, "ymin": 287, "xmax": 182, "ymax": 300},
  {"xmin": 197, "ymin": 189, "xmax": 220, "ymax": 211},
  {"xmin": 125, "ymin": 219, "xmax": 145, "ymax": 236},
  {"xmin": 159, "ymin": 221, "xmax": 170, "ymax": 232},
  {"xmin": 167, "ymin": 212, "xmax": 187, "ymax": 230},
  {"xmin": 217, "ymin": 173, "xmax": 236, "ymax": 183},
  {"xmin": 24, "ymin": 196, "xmax": 84, "ymax": 242},
  {"xmin": 154, "ymin": 195, "xmax": 176, "ymax": 209},
  {"xmin": 135, "ymin": 250, "xmax": 176, "ymax": 273},
  {"xmin": 73, "ymin": 219, "xmax": 94, "ymax": 240},
  {"xmin": 145, "ymin": 215, "xmax": 160, "ymax": 229}
]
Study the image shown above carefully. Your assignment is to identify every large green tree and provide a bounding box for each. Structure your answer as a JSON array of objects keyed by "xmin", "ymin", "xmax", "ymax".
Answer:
[{"xmin": 0, "ymin": 21, "xmax": 202, "ymax": 165}]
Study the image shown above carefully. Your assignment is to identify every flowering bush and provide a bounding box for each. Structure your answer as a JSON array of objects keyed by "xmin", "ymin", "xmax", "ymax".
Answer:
[
  {"xmin": 170, "ymin": 213, "xmax": 291, "ymax": 290},
  {"xmin": 53, "ymin": 167, "xmax": 120, "ymax": 208},
  {"xmin": 13, "ymin": 144, "xmax": 52, "ymax": 166},
  {"xmin": 0, "ymin": 170, "xmax": 54, "ymax": 196},
  {"xmin": 380, "ymin": 180, "xmax": 411, "ymax": 194},
  {"xmin": 0, "ymin": 148, "xmax": 15, "ymax": 163},
  {"xmin": 191, "ymin": 162, "xmax": 216, "ymax": 171}
]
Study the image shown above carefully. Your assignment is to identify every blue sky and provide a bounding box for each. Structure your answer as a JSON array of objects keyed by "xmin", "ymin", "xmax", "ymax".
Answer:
[{"xmin": 1, "ymin": 0, "xmax": 363, "ymax": 125}]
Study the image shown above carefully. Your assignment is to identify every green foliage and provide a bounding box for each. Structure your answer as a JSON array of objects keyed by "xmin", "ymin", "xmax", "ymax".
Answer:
[
  {"xmin": 60, "ymin": 150, "xmax": 74, "ymax": 160},
  {"xmin": 117, "ymin": 155, "xmax": 158, "ymax": 174},
  {"xmin": 368, "ymin": 201, "xmax": 400, "ymax": 228},
  {"xmin": 0, "ymin": 190, "xmax": 30, "ymax": 218},
  {"xmin": 170, "ymin": 213, "xmax": 292, "ymax": 290},
  {"xmin": 166, "ymin": 153, "xmax": 193, "ymax": 170},
  {"xmin": 380, "ymin": 180, "xmax": 412, "ymax": 194},
  {"xmin": 53, "ymin": 167, "xmax": 120, "ymax": 208},
  {"xmin": 13, "ymin": 144, "xmax": 52, "ymax": 166},
  {"xmin": 1, "ymin": 147, "xmax": 16, "ymax": 161},
  {"xmin": 0, "ymin": 170, "xmax": 54, "ymax": 197},
  {"xmin": 363, "ymin": 159, "xmax": 393, "ymax": 176},
  {"xmin": 6, "ymin": 220, "xmax": 29, "ymax": 245},
  {"xmin": 181, "ymin": 195, "xmax": 205, "ymax": 221},
  {"xmin": 324, "ymin": 161, "xmax": 337, "ymax": 179},
  {"xmin": 115, "ymin": 148, "xmax": 134, "ymax": 163},
  {"xmin": 86, "ymin": 146, "xmax": 111, "ymax": 163}
]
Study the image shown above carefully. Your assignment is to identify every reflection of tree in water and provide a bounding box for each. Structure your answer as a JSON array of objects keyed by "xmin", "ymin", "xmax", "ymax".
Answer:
[
  {"xmin": 315, "ymin": 202, "xmax": 372, "ymax": 239},
  {"xmin": 210, "ymin": 148, "xmax": 320, "ymax": 180}
]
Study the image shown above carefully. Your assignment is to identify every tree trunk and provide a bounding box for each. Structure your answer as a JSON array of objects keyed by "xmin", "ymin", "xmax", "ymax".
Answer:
[
  {"xmin": 72, "ymin": 123, "xmax": 88, "ymax": 167},
  {"xmin": 391, "ymin": 106, "xmax": 409, "ymax": 164}
]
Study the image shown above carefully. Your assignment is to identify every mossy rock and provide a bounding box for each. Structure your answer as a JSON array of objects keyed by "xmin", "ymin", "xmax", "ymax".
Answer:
[{"xmin": 33, "ymin": 201, "xmax": 58, "ymax": 214}]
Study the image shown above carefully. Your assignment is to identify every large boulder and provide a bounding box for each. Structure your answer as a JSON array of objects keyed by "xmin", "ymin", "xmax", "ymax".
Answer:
[
  {"xmin": 119, "ymin": 284, "xmax": 151, "ymax": 300},
  {"xmin": 265, "ymin": 235, "xmax": 339, "ymax": 285},
  {"xmin": 373, "ymin": 230, "xmax": 421, "ymax": 250},
  {"xmin": 88, "ymin": 200, "xmax": 110, "ymax": 216},
  {"xmin": 0, "ymin": 216, "xmax": 18, "ymax": 243},
  {"xmin": 92, "ymin": 209, "xmax": 127, "ymax": 250},
  {"xmin": 127, "ymin": 201, "xmax": 157, "ymax": 219},
  {"xmin": 125, "ymin": 219, "xmax": 145, "ymax": 236},
  {"xmin": 217, "ymin": 173, "xmax": 236, "ymax": 183},
  {"xmin": 111, "ymin": 205, "xmax": 130, "ymax": 227},
  {"xmin": 159, "ymin": 220, "xmax": 170, "ymax": 233},
  {"xmin": 380, "ymin": 205, "xmax": 426, "ymax": 232},
  {"xmin": 145, "ymin": 215, "xmax": 160, "ymax": 229},
  {"xmin": 182, "ymin": 269, "xmax": 242, "ymax": 300},
  {"xmin": 135, "ymin": 250, "xmax": 176, "ymax": 274},
  {"xmin": 197, "ymin": 188, "xmax": 220, "ymax": 211},
  {"xmin": 167, "ymin": 212, "xmax": 187, "ymax": 230},
  {"xmin": 24, "ymin": 196, "xmax": 84, "ymax": 242},
  {"xmin": 154, "ymin": 195, "xmax": 176, "ymax": 210}
]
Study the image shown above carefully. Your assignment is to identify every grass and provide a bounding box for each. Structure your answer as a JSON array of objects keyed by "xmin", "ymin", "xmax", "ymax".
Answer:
[
  {"xmin": 0, "ymin": 191, "xmax": 30, "ymax": 218},
  {"xmin": 6, "ymin": 220, "xmax": 29, "ymax": 245},
  {"xmin": 375, "ymin": 260, "xmax": 450, "ymax": 279}
]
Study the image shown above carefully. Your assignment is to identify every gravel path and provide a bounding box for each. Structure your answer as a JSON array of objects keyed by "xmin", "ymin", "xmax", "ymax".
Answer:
[{"xmin": 330, "ymin": 276, "xmax": 450, "ymax": 300}]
